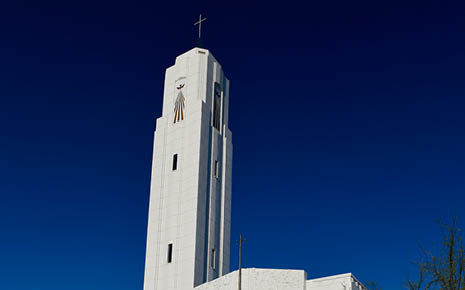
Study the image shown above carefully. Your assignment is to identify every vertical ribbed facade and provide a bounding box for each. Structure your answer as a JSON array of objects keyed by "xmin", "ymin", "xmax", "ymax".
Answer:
[{"xmin": 143, "ymin": 47, "xmax": 233, "ymax": 290}]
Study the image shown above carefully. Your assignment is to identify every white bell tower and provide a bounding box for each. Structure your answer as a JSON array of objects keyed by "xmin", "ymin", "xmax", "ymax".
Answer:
[{"xmin": 143, "ymin": 47, "xmax": 233, "ymax": 290}]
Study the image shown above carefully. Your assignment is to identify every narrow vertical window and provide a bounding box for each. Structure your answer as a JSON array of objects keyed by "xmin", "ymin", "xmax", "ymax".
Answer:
[
  {"xmin": 211, "ymin": 248, "xmax": 215, "ymax": 269},
  {"xmin": 172, "ymin": 154, "xmax": 178, "ymax": 171},
  {"xmin": 167, "ymin": 243, "xmax": 173, "ymax": 263},
  {"xmin": 214, "ymin": 160, "xmax": 219, "ymax": 178},
  {"xmin": 213, "ymin": 82, "xmax": 222, "ymax": 131}
]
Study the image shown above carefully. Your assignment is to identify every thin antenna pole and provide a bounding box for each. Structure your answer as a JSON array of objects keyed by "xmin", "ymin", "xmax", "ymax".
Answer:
[
  {"xmin": 237, "ymin": 234, "xmax": 246, "ymax": 290},
  {"xmin": 239, "ymin": 234, "xmax": 242, "ymax": 290}
]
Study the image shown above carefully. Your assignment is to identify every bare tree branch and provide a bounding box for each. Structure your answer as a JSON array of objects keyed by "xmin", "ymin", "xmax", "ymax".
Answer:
[{"xmin": 406, "ymin": 217, "xmax": 465, "ymax": 290}]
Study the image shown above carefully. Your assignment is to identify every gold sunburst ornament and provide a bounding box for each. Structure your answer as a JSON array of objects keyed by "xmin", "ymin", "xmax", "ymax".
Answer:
[{"xmin": 174, "ymin": 84, "xmax": 185, "ymax": 124}]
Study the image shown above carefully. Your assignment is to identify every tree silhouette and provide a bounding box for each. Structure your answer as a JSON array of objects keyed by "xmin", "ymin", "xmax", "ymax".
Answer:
[{"xmin": 406, "ymin": 217, "xmax": 465, "ymax": 290}]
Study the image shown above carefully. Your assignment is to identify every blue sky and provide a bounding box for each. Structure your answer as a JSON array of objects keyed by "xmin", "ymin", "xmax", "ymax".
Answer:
[{"xmin": 1, "ymin": 0, "xmax": 464, "ymax": 289}]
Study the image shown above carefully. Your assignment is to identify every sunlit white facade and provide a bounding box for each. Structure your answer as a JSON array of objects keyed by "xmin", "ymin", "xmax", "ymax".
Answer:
[{"xmin": 143, "ymin": 48, "xmax": 365, "ymax": 290}]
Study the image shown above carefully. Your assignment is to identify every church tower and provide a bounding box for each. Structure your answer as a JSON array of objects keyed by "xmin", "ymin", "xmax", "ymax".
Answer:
[{"xmin": 143, "ymin": 47, "xmax": 233, "ymax": 290}]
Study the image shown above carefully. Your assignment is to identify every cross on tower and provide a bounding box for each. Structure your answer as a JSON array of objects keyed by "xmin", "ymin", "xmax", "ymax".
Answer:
[{"xmin": 194, "ymin": 14, "xmax": 207, "ymax": 39}]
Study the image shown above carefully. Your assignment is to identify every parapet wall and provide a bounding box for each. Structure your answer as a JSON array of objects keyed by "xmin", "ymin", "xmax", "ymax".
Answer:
[{"xmin": 194, "ymin": 268, "xmax": 306, "ymax": 290}]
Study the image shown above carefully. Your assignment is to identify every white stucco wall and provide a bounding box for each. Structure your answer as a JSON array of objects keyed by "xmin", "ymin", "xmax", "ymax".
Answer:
[
  {"xmin": 194, "ymin": 268, "xmax": 366, "ymax": 290},
  {"xmin": 307, "ymin": 273, "xmax": 366, "ymax": 290},
  {"xmin": 144, "ymin": 47, "xmax": 232, "ymax": 290},
  {"xmin": 195, "ymin": 268, "xmax": 307, "ymax": 290},
  {"xmin": 143, "ymin": 47, "xmax": 367, "ymax": 290}
]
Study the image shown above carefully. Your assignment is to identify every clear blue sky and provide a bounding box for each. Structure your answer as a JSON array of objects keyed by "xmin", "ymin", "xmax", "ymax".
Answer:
[{"xmin": 1, "ymin": 0, "xmax": 464, "ymax": 289}]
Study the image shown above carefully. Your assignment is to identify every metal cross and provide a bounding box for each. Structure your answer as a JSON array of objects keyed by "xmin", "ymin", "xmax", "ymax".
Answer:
[
  {"xmin": 194, "ymin": 14, "xmax": 207, "ymax": 39},
  {"xmin": 235, "ymin": 234, "xmax": 246, "ymax": 290}
]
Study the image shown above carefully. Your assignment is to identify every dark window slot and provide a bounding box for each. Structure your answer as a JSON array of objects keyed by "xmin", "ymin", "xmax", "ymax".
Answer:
[
  {"xmin": 167, "ymin": 243, "xmax": 173, "ymax": 263},
  {"xmin": 172, "ymin": 154, "xmax": 178, "ymax": 171}
]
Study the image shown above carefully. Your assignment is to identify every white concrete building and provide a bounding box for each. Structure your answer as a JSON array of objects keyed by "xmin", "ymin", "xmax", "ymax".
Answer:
[
  {"xmin": 195, "ymin": 269, "xmax": 366, "ymax": 290},
  {"xmin": 143, "ymin": 47, "xmax": 366, "ymax": 290}
]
